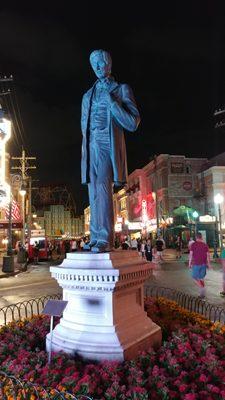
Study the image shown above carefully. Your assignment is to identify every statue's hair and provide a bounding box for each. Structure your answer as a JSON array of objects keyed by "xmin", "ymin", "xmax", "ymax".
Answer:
[{"xmin": 89, "ymin": 50, "xmax": 112, "ymax": 66}]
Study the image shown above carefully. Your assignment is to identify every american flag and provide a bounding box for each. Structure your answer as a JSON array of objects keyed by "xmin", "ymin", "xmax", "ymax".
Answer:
[{"xmin": 4, "ymin": 199, "xmax": 21, "ymax": 221}]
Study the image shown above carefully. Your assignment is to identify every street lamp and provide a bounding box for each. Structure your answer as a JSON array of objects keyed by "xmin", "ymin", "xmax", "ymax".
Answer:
[
  {"xmin": 214, "ymin": 193, "xmax": 224, "ymax": 253},
  {"xmin": 192, "ymin": 211, "xmax": 199, "ymax": 237},
  {"xmin": 0, "ymin": 109, "xmax": 15, "ymax": 273},
  {"xmin": 19, "ymin": 185, "xmax": 27, "ymax": 245}
]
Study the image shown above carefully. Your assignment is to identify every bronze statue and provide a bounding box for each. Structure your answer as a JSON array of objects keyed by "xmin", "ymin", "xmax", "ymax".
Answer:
[{"xmin": 81, "ymin": 50, "xmax": 140, "ymax": 252}]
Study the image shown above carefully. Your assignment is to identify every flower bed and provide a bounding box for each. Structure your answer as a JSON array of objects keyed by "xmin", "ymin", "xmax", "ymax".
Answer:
[
  {"xmin": 144, "ymin": 297, "xmax": 225, "ymax": 340},
  {"xmin": 0, "ymin": 298, "xmax": 225, "ymax": 399}
]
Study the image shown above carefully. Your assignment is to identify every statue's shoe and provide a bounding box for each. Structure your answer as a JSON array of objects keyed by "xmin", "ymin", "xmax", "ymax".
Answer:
[
  {"xmin": 88, "ymin": 240, "xmax": 97, "ymax": 247},
  {"xmin": 84, "ymin": 240, "xmax": 97, "ymax": 251},
  {"xmin": 91, "ymin": 241, "xmax": 113, "ymax": 253}
]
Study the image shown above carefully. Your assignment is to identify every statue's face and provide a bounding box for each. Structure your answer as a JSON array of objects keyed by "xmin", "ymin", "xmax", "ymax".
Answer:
[{"xmin": 90, "ymin": 52, "xmax": 112, "ymax": 80}]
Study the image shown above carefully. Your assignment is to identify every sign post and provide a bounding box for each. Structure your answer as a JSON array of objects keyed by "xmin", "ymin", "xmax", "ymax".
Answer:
[{"xmin": 42, "ymin": 299, "xmax": 68, "ymax": 364}]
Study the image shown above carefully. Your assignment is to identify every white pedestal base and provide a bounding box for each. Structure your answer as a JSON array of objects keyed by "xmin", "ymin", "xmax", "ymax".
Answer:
[{"xmin": 46, "ymin": 251, "xmax": 161, "ymax": 361}]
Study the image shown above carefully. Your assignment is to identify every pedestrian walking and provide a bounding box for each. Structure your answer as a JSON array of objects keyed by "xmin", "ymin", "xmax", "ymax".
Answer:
[
  {"xmin": 33, "ymin": 241, "xmax": 39, "ymax": 264},
  {"xmin": 131, "ymin": 237, "xmax": 138, "ymax": 250},
  {"xmin": 137, "ymin": 238, "xmax": 141, "ymax": 255},
  {"xmin": 141, "ymin": 240, "xmax": 146, "ymax": 259},
  {"xmin": 220, "ymin": 248, "xmax": 225, "ymax": 297},
  {"xmin": 71, "ymin": 239, "xmax": 77, "ymax": 252},
  {"xmin": 189, "ymin": 232, "xmax": 211, "ymax": 298},
  {"xmin": 175, "ymin": 235, "xmax": 182, "ymax": 259},
  {"xmin": 155, "ymin": 235, "xmax": 165, "ymax": 263},
  {"xmin": 64, "ymin": 240, "xmax": 71, "ymax": 254},
  {"xmin": 145, "ymin": 239, "xmax": 153, "ymax": 262},
  {"xmin": 56, "ymin": 243, "xmax": 61, "ymax": 259},
  {"xmin": 80, "ymin": 238, "xmax": 85, "ymax": 250}
]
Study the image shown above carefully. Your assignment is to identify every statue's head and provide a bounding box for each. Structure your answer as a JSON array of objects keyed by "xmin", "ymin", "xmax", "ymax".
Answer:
[{"xmin": 89, "ymin": 50, "xmax": 112, "ymax": 79}]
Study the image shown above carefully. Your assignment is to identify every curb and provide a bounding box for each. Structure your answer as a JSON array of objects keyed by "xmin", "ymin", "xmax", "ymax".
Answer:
[{"xmin": 0, "ymin": 267, "xmax": 25, "ymax": 279}]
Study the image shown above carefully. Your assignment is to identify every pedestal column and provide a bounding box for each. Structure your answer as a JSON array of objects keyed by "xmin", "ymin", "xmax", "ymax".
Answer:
[{"xmin": 46, "ymin": 251, "xmax": 161, "ymax": 361}]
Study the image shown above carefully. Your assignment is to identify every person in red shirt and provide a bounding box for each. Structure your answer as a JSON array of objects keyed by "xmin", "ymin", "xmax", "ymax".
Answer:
[{"xmin": 189, "ymin": 232, "xmax": 212, "ymax": 298}]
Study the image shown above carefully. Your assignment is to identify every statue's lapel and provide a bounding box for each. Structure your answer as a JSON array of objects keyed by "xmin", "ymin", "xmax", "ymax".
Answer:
[
  {"xmin": 109, "ymin": 80, "xmax": 119, "ymax": 93},
  {"xmin": 86, "ymin": 81, "xmax": 97, "ymax": 110}
]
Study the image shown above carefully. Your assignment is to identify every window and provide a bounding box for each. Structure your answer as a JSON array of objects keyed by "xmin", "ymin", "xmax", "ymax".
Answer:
[{"xmin": 186, "ymin": 164, "xmax": 191, "ymax": 174}]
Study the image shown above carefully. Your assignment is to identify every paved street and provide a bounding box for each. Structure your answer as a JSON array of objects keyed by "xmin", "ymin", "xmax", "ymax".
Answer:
[
  {"xmin": 145, "ymin": 249, "xmax": 225, "ymax": 306},
  {"xmin": 0, "ymin": 261, "xmax": 61, "ymax": 308},
  {"xmin": 0, "ymin": 250, "xmax": 224, "ymax": 309}
]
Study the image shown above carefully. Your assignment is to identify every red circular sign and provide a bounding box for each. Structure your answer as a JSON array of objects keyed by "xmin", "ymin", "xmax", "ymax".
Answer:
[{"xmin": 183, "ymin": 181, "xmax": 192, "ymax": 191}]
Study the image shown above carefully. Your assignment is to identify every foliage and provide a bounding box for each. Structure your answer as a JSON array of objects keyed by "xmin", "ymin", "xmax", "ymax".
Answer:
[{"xmin": 0, "ymin": 300, "xmax": 225, "ymax": 399}]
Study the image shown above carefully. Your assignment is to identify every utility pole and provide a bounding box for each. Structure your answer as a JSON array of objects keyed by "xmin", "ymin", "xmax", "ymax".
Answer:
[
  {"xmin": 11, "ymin": 149, "xmax": 36, "ymax": 181},
  {"xmin": 27, "ymin": 177, "xmax": 39, "ymax": 239},
  {"xmin": 11, "ymin": 149, "xmax": 36, "ymax": 245}
]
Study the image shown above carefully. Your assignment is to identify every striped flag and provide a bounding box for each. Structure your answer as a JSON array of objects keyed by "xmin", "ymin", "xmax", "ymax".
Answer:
[{"xmin": 4, "ymin": 200, "xmax": 21, "ymax": 221}]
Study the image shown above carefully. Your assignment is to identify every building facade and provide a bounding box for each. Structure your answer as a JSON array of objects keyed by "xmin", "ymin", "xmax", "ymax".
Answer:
[{"xmin": 83, "ymin": 152, "xmax": 225, "ymax": 245}]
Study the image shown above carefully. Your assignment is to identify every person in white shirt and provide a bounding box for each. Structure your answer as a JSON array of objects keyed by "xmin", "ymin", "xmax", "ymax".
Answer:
[
  {"xmin": 131, "ymin": 238, "xmax": 138, "ymax": 250},
  {"xmin": 71, "ymin": 240, "xmax": 77, "ymax": 252}
]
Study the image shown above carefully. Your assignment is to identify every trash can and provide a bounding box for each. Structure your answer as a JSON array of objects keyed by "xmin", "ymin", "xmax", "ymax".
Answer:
[
  {"xmin": 17, "ymin": 248, "xmax": 27, "ymax": 264},
  {"xmin": 2, "ymin": 255, "xmax": 14, "ymax": 273}
]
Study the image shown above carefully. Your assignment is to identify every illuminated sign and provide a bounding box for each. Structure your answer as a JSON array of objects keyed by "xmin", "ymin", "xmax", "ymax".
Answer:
[
  {"xmin": 199, "ymin": 215, "xmax": 216, "ymax": 223},
  {"xmin": 31, "ymin": 229, "xmax": 46, "ymax": 237},
  {"xmin": 171, "ymin": 162, "xmax": 184, "ymax": 173},
  {"xmin": 128, "ymin": 222, "xmax": 142, "ymax": 230},
  {"xmin": 142, "ymin": 199, "xmax": 148, "ymax": 224},
  {"xmin": 0, "ymin": 117, "xmax": 11, "ymax": 206}
]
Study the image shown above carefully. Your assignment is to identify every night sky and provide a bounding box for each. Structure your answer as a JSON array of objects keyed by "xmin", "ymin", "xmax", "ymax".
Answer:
[{"xmin": 0, "ymin": 2, "xmax": 225, "ymax": 213}]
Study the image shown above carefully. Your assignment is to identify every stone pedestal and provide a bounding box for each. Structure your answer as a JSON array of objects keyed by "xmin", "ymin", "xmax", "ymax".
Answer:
[{"xmin": 46, "ymin": 250, "xmax": 161, "ymax": 361}]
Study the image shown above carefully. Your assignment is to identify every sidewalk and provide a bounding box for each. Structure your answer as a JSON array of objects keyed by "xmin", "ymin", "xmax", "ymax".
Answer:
[
  {"xmin": 146, "ymin": 249, "xmax": 225, "ymax": 306},
  {"xmin": 0, "ymin": 254, "xmax": 25, "ymax": 279},
  {"xmin": 160, "ymin": 248, "xmax": 221, "ymax": 264}
]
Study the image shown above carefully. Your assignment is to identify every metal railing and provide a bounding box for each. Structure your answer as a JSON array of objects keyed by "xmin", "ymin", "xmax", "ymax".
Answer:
[
  {"xmin": 145, "ymin": 286, "xmax": 225, "ymax": 323},
  {"xmin": 0, "ymin": 371, "xmax": 93, "ymax": 399},
  {"xmin": 0, "ymin": 287, "xmax": 225, "ymax": 326},
  {"xmin": 0, "ymin": 293, "xmax": 62, "ymax": 326}
]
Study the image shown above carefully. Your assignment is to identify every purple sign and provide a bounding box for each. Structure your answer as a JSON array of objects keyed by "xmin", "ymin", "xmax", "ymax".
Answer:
[{"xmin": 42, "ymin": 300, "xmax": 68, "ymax": 317}]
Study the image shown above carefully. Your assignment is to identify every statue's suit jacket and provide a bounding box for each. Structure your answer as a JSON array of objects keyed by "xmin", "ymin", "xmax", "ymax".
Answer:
[{"xmin": 81, "ymin": 79, "xmax": 140, "ymax": 185}]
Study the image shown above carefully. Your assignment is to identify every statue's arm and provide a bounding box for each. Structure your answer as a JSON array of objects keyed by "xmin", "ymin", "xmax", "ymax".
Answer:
[
  {"xmin": 81, "ymin": 94, "xmax": 88, "ymax": 135},
  {"xmin": 109, "ymin": 84, "xmax": 140, "ymax": 132}
]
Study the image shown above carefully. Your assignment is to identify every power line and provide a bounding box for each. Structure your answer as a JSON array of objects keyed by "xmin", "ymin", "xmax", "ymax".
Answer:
[{"xmin": 12, "ymin": 82, "xmax": 26, "ymax": 138}]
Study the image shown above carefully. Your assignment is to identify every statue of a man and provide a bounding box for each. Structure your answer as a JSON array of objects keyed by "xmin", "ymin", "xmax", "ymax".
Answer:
[{"xmin": 81, "ymin": 50, "xmax": 140, "ymax": 252}]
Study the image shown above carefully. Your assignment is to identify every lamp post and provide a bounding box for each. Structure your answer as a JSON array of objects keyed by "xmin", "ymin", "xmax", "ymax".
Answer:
[
  {"xmin": 214, "ymin": 193, "xmax": 224, "ymax": 253},
  {"xmin": 19, "ymin": 186, "xmax": 26, "ymax": 246},
  {"xmin": 0, "ymin": 108, "xmax": 14, "ymax": 272},
  {"xmin": 192, "ymin": 211, "xmax": 199, "ymax": 237}
]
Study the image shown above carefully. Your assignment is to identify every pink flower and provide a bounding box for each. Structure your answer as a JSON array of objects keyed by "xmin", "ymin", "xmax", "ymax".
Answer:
[
  {"xmin": 179, "ymin": 384, "xmax": 188, "ymax": 392},
  {"xmin": 152, "ymin": 365, "xmax": 159, "ymax": 376},
  {"xmin": 184, "ymin": 394, "xmax": 197, "ymax": 400},
  {"xmin": 208, "ymin": 385, "xmax": 220, "ymax": 394},
  {"xmin": 199, "ymin": 374, "xmax": 208, "ymax": 383}
]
